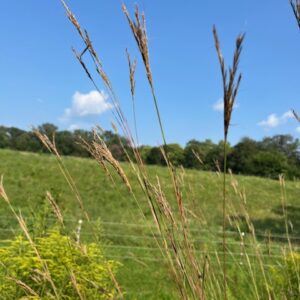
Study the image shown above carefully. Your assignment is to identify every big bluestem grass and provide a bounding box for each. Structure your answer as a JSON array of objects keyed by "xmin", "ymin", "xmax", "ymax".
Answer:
[
  {"xmin": 59, "ymin": 1, "xmax": 300, "ymax": 299},
  {"xmin": 122, "ymin": 4, "xmax": 167, "ymax": 147},
  {"xmin": 61, "ymin": 1, "xmax": 205, "ymax": 298},
  {"xmin": 1, "ymin": 1, "xmax": 299, "ymax": 299},
  {"xmin": 213, "ymin": 25, "xmax": 245, "ymax": 300}
]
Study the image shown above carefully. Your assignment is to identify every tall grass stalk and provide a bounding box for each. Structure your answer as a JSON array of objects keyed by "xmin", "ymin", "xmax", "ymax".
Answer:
[
  {"xmin": 126, "ymin": 49, "xmax": 139, "ymax": 145},
  {"xmin": 213, "ymin": 25, "xmax": 245, "ymax": 300},
  {"xmin": 61, "ymin": 2, "xmax": 207, "ymax": 298},
  {"xmin": 122, "ymin": 4, "xmax": 167, "ymax": 146},
  {"xmin": 32, "ymin": 1, "xmax": 299, "ymax": 299},
  {"xmin": 290, "ymin": 0, "xmax": 300, "ymax": 28}
]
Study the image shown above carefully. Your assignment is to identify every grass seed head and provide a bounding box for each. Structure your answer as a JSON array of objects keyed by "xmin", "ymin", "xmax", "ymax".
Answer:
[
  {"xmin": 126, "ymin": 48, "xmax": 137, "ymax": 96},
  {"xmin": 290, "ymin": 0, "xmax": 300, "ymax": 28},
  {"xmin": 213, "ymin": 25, "xmax": 244, "ymax": 139},
  {"xmin": 123, "ymin": 4, "xmax": 153, "ymax": 87}
]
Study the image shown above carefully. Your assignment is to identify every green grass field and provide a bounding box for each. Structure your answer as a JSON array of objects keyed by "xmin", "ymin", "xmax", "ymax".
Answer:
[{"xmin": 0, "ymin": 148, "xmax": 299, "ymax": 299}]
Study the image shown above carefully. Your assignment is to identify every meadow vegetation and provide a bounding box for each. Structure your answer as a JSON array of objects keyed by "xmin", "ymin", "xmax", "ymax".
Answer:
[
  {"xmin": 0, "ymin": 0, "xmax": 299, "ymax": 299},
  {"xmin": 1, "ymin": 148, "xmax": 300, "ymax": 298}
]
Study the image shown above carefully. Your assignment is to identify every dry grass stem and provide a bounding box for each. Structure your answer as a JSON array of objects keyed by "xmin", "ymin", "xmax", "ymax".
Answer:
[
  {"xmin": 0, "ymin": 175, "xmax": 9, "ymax": 204},
  {"xmin": 213, "ymin": 26, "xmax": 244, "ymax": 140},
  {"xmin": 61, "ymin": 0, "xmax": 112, "ymax": 90},
  {"xmin": 292, "ymin": 109, "xmax": 300, "ymax": 122},
  {"xmin": 70, "ymin": 271, "xmax": 85, "ymax": 300},
  {"xmin": 80, "ymin": 129, "xmax": 132, "ymax": 192},
  {"xmin": 7, "ymin": 277, "xmax": 39, "ymax": 297},
  {"xmin": 123, "ymin": 5, "xmax": 152, "ymax": 87},
  {"xmin": 213, "ymin": 25, "xmax": 245, "ymax": 300},
  {"xmin": 62, "ymin": 0, "xmax": 142, "ymax": 161},
  {"xmin": 33, "ymin": 128, "xmax": 89, "ymax": 221},
  {"xmin": 57, "ymin": 2, "xmax": 298, "ymax": 299},
  {"xmin": 46, "ymin": 191, "xmax": 64, "ymax": 225},
  {"xmin": 123, "ymin": 4, "xmax": 167, "ymax": 146},
  {"xmin": 126, "ymin": 48, "xmax": 139, "ymax": 145},
  {"xmin": 290, "ymin": 0, "xmax": 300, "ymax": 28},
  {"xmin": 126, "ymin": 49, "xmax": 137, "ymax": 97}
]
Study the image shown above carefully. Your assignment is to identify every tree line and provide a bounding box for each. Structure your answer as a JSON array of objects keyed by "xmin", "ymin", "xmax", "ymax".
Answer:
[{"xmin": 1, "ymin": 123, "xmax": 299, "ymax": 179}]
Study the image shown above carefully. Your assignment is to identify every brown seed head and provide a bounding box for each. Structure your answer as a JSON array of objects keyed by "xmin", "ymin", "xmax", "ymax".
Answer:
[
  {"xmin": 123, "ymin": 4, "xmax": 153, "ymax": 87},
  {"xmin": 126, "ymin": 48, "xmax": 137, "ymax": 96},
  {"xmin": 213, "ymin": 25, "xmax": 244, "ymax": 139}
]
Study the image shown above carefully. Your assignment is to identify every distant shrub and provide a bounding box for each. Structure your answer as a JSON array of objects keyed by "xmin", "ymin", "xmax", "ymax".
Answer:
[
  {"xmin": 249, "ymin": 151, "xmax": 289, "ymax": 179},
  {"xmin": 271, "ymin": 252, "xmax": 300, "ymax": 299},
  {"xmin": 0, "ymin": 229, "xmax": 119, "ymax": 299}
]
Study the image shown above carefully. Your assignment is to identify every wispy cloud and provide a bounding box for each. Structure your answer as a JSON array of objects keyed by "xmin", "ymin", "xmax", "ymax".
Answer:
[
  {"xmin": 296, "ymin": 126, "xmax": 300, "ymax": 133},
  {"xmin": 62, "ymin": 90, "xmax": 112, "ymax": 121},
  {"xmin": 212, "ymin": 98, "xmax": 239, "ymax": 112},
  {"xmin": 258, "ymin": 111, "xmax": 294, "ymax": 129},
  {"xmin": 212, "ymin": 99, "xmax": 224, "ymax": 112},
  {"xmin": 68, "ymin": 124, "xmax": 80, "ymax": 131}
]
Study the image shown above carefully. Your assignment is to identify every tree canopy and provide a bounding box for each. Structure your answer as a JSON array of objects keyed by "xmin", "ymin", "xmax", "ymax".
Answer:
[{"xmin": 0, "ymin": 124, "xmax": 299, "ymax": 179}]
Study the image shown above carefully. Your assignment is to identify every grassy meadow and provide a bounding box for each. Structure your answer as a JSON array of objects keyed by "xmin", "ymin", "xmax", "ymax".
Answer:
[
  {"xmin": 1, "ymin": 0, "xmax": 299, "ymax": 298},
  {"xmin": 1, "ymin": 148, "xmax": 299, "ymax": 298}
]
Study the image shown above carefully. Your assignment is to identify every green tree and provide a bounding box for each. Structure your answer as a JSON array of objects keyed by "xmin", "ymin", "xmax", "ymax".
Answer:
[
  {"xmin": 146, "ymin": 146, "xmax": 163, "ymax": 165},
  {"xmin": 228, "ymin": 137, "xmax": 259, "ymax": 174},
  {"xmin": 0, "ymin": 126, "xmax": 11, "ymax": 148},
  {"xmin": 55, "ymin": 130, "xmax": 75, "ymax": 155},
  {"xmin": 260, "ymin": 134, "xmax": 300, "ymax": 161},
  {"xmin": 139, "ymin": 145, "xmax": 152, "ymax": 162},
  {"xmin": 205, "ymin": 141, "xmax": 231, "ymax": 171},
  {"xmin": 38, "ymin": 123, "xmax": 58, "ymax": 137},
  {"xmin": 15, "ymin": 132, "xmax": 41, "ymax": 152},
  {"xmin": 248, "ymin": 151, "xmax": 289, "ymax": 179},
  {"xmin": 184, "ymin": 139, "xmax": 214, "ymax": 169},
  {"xmin": 165, "ymin": 144, "xmax": 184, "ymax": 166}
]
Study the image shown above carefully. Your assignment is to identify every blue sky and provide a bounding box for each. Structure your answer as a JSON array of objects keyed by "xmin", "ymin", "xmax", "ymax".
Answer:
[{"xmin": 0, "ymin": 0, "xmax": 299, "ymax": 146}]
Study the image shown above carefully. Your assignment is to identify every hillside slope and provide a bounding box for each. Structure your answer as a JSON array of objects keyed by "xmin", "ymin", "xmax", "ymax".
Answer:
[{"xmin": 0, "ymin": 149, "xmax": 299, "ymax": 298}]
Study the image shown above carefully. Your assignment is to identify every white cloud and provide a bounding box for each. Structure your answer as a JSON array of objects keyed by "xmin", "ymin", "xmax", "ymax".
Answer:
[
  {"xmin": 213, "ymin": 99, "xmax": 224, "ymax": 112},
  {"xmin": 282, "ymin": 110, "xmax": 294, "ymax": 119},
  {"xmin": 68, "ymin": 124, "xmax": 80, "ymax": 131},
  {"xmin": 62, "ymin": 90, "xmax": 112, "ymax": 121},
  {"xmin": 258, "ymin": 114, "xmax": 280, "ymax": 128},
  {"xmin": 258, "ymin": 111, "xmax": 294, "ymax": 129},
  {"xmin": 296, "ymin": 126, "xmax": 300, "ymax": 133},
  {"xmin": 212, "ymin": 98, "xmax": 239, "ymax": 112}
]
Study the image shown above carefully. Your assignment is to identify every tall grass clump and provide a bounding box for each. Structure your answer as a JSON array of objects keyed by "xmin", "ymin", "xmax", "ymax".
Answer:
[
  {"xmin": 0, "ymin": 0, "xmax": 299, "ymax": 299},
  {"xmin": 59, "ymin": 1, "xmax": 300, "ymax": 299}
]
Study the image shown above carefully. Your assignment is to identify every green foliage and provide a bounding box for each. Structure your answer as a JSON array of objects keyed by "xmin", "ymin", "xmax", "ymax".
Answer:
[
  {"xmin": 183, "ymin": 139, "xmax": 214, "ymax": 169},
  {"xmin": 228, "ymin": 137, "xmax": 259, "ymax": 174},
  {"xmin": 1, "ymin": 149, "xmax": 300, "ymax": 298},
  {"xmin": 1, "ymin": 123, "xmax": 300, "ymax": 179},
  {"xmin": 146, "ymin": 146, "xmax": 163, "ymax": 165},
  {"xmin": 271, "ymin": 252, "xmax": 300, "ymax": 299},
  {"xmin": 145, "ymin": 144, "xmax": 184, "ymax": 167},
  {"xmin": 0, "ymin": 229, "xmax": 119, "ymax": 299},
  {"xmin": 164, "ymin": 144, "xmax": 184, "ymax": 166},
  {"xmin": 205, "ymin": 140, "xmax": 231, "ymax": 170},
  {"xmin": 139, "ymin": 145, "xmax": 152, "ymax": 162},
  {"xmin": 249, "ymin": 151, "xmax": 289, "ymax": 179}
]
